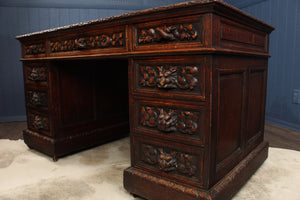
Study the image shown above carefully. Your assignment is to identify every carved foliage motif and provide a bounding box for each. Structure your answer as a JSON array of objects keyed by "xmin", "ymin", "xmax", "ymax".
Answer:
[
  {"xmin": 138, "ymin": 24, "xmax": 198, "ymax": 44},
  {"xmin": 142, "ymin": 144, "xmax": 197, "ymax": 177},
  {"xmin": 25, "ymin": 44, "xmax": 46, "ymax": 55},
  {"xmin": 140, "ymin": 65, "xmax": 199, "ymax": 90},
  {"xmin": 50, "ymin": 32, "xmax": 124, "ymax": 52},
  {"xmin": 28, "ymin": 113, "xmax": 49, "ymax": 131},
  {"xmin": 27, "ymin": 67, "xmax": 47, "ymax": 82},
  {"xmin": 126, "ymin": 168, "xmax": 209, "ymax": 199},
  {"xmin": 140, "ymin": 106, "xmax": 198, "ymax": 135},
  {"xmin": 27, "ymin": 91, "xmax": 48, "ymax": 107}
]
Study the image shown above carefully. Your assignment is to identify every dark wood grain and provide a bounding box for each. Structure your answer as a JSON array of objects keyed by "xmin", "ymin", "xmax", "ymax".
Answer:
[{"xmin": 16, "ymin": 0, "xmax": 275, "ymax": 199}]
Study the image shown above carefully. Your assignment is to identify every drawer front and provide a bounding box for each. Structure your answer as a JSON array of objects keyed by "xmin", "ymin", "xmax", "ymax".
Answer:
[
  {"xmin": 132, "ymin": 56, "xmax": 207, "ymax": 101},
  {"xmin": 132, "ymin": 135, "xmax": 204, "ymax": 187},
  {"xmin": 133, "ymin": 15, "xmax": 204, "ymax": 51},
  {"xmin": 220, "ymin": 18, "xmax": 268, "ymax": 53},
  {"xmin": 48, "ymin": 26, "xmax": 126, "ymax": 56},
  {"xmin": 25, "ymin": 89, "xmax": 49, "ymax": 109},
  {"xmin": 23, "ymin": 42, "xmax": 46, "ymax": 58},
  {"xmin": 24, "ymin": 63, "xmax": 48, "ymax": 86},
  {"xmin": 133, "ymin": 98, "xmax": 207, "ymax": 145},
  {"xmin": 27, "ymin": 111, "xmax": 51, "ymax": 136}
]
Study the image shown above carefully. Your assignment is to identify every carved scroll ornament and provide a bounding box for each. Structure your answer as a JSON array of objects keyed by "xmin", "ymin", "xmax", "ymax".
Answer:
[
  {"xmin": 142, "ymin": 144, "xmax": 197, "ymax": 177},
  {"xmin": 140, "ymin": 106, "xmax": 198, "ymax": 135},
  {"xmin": 138, "ymin": 24, "xmax": 198, "ymax": 44},
  {"xmin": 140, "ymin": 65, "xmax": 199, "ymax": 90},
  {"xmin": 50, "ymin": 32, "xmax": 124, "ymax": 52}
]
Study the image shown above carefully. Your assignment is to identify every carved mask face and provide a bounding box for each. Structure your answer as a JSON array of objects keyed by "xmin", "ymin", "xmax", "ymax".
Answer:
[
  {"xmin": 31, "ymin": 92, "xmax": 41, "ymax": 105},
  {"xmin": 30, "ymin": 68, "xmax": 40, "ymax": 80}
]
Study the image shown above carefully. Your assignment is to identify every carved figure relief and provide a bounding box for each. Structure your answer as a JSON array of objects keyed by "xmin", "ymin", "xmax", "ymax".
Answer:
[
  {"xmin": 141, "ymin": 144, "xmax": 197, "ymax": 177},
  {"xmin": 27, "ymin": 91, "xmax": 48, "ymax": 107},
  {"xmin": 28, "ymin": 113, "xmax": 49, "ymax": 131},
  {"xmin": 138, "ymin": 24, "xmax": 198, "ymax": 44},
  {"xmin": 25, "ymin": 44, "xmax": 46, "ymax": 55},
  {"xmin": 50, "ymin": 32, "xmax": 124, "ymax": 52},
  {"xmin": 27, "ymin": 67, "xmax": 47, "ymax": 82},
  {"xmin": 140, "ymin": 65, "xmax": 199, "ymax": 90},
  {"xmin": 140, "ymin": 106, "xmax": 198, "ymax": 135}
]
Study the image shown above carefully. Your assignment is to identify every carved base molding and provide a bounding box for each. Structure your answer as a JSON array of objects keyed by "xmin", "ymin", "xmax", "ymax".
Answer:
[
  {"xmin": 124, "ymin": 141, "xmax": 268, "ymax": 200},
  {"xmin": 23, "ymin": 121, "xmax": 129, "ymax": 161}
]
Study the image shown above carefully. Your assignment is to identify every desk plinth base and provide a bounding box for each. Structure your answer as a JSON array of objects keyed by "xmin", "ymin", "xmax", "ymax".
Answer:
[
  {"xmin": 124, "ymin": 142, "xmax": 268, "ymax": 200},
  {"xmin": 23, "ymin": 122, "xmax": 129, "ymax": 161}
]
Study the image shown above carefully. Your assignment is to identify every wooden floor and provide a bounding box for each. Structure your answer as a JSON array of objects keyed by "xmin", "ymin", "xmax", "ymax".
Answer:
[
  {"xmin": 0, "ymin": 121, "xmax": 299, "ymax": 151},
  {"xmin": 264, "ymin": 123, "xmax": 300, "ymax": 151}
]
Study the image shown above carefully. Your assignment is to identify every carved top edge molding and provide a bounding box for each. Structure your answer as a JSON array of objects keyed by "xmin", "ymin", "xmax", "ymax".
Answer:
[
  {"xmin": 50, "ymin": 32, "xmax": 125, "ymax": 53},
  {"xmin": 138, "ymin": 24, "xmax": 199, "ymax": 44},
  {"xmin": 16, "ymin": 0, "xmax": 274, "ymax": 40},
  {"xmin": 25, "ymin": 43, "xmax": 46, "ymax": 55}
]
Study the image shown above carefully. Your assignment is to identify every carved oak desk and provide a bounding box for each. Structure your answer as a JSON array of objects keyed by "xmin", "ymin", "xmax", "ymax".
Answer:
[{"xmin": 16, "ymin": 0, "xmax": 274, "ymax": 199}]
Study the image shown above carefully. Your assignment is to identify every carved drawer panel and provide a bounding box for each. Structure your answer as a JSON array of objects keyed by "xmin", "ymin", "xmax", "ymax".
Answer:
[
  {"xmin": 23, "ymin": 42, "xmax": 46, "ymax": 58},
  {"xmin": 48, "ymin": 27, "xmax": 126, "ymax": 56},
  {"xmin": 25, "ymin": 89, "xmax": 48, "ymax": 108},
  {"xmin": 132, "ymin": 56, "xmax": 206, "ymax": 101},
  {"xmin": 27, "ymin": 111, "xmax": 51, "ymax": 136},
  {"xmin": 24, "ymin": 64, "xmax": 48, "ymax": 85},
  {"xmin": 133, "ymin": 99, "xmax": 207, "ymax": 145},
  {"xmin": 133, "ymin": 15, "xmax": 204, "ymax": 51},
  {"xmin": 133, "ymin": 136, "xmax": 204, "ymax": 187}
]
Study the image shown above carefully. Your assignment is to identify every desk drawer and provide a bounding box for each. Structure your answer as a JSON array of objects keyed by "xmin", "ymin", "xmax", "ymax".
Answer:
[
  {"xmin": 23, "ymin": 42, "xmax": 46, "ymax": 58},
  {"xmin": 48, "ymin": 26, "xmax": 126, "ymax": 56},
  {"xmin": 27, "ymin": 111, "xmax": 51, "ymax": 137},
  {"xmin": 132, "ymin": 56, "xmax": 207, "ymax": 101},
  {"xmin": 132, "ymin": 98, "xmax": 207, "ymax": 145},
  {"xmin": 133, "ymin": 15, "xmax": 204, "ymax": 51},
  {"xmin": 25, "ymin": 89, "xmax": 49, "ymax": 109},
  {"xmin": 132, "ymin": 135, "xmax": 204, "ymax": 187},
  {"xmin": 24, "ymin": 63, "xmax": 48, "ymax": 86}
]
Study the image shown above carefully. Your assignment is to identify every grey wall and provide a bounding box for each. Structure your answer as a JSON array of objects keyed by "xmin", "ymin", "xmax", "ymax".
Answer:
[
  {"xmin": 0, "ymin": 0, "xmax": 187, "ymax": 122},
  {"xmin": 1, "ymin": 0, "xmax": 299, "ymax": 132}
]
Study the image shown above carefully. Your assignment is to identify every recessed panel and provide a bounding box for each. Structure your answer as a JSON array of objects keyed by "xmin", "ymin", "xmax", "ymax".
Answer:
[
  {"xmin": 246, "ymin": 70, "xmax": 266, "ymax": 144},
  {"xmin": 216, "ymin": 71, "xmax": 245, "ymax": 168}
]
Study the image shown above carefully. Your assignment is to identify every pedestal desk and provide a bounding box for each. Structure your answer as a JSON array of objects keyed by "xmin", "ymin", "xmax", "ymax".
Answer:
[{"xmin": 17, "ymin": 0, "xmax": 274, "ymax": 199}]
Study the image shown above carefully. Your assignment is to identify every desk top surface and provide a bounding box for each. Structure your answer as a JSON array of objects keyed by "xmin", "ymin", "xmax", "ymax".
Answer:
[{"xmin": 16, "ymin": 0, "xmax": 274, "ymax": 40}]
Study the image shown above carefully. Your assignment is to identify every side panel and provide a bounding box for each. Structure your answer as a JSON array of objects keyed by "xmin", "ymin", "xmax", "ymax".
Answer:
[{"xmin": 213, "ymin": 56, "xmax": 268, "ymax": 182}]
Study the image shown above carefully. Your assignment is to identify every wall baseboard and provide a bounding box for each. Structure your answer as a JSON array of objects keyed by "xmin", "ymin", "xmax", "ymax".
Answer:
[
  {"xmin": 265, "ymin": 115, "xmax": 300, "ymax": 133},
  {"xmin": 0, "ymin": 115, "xmax": 27, "ymax": 123}
]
